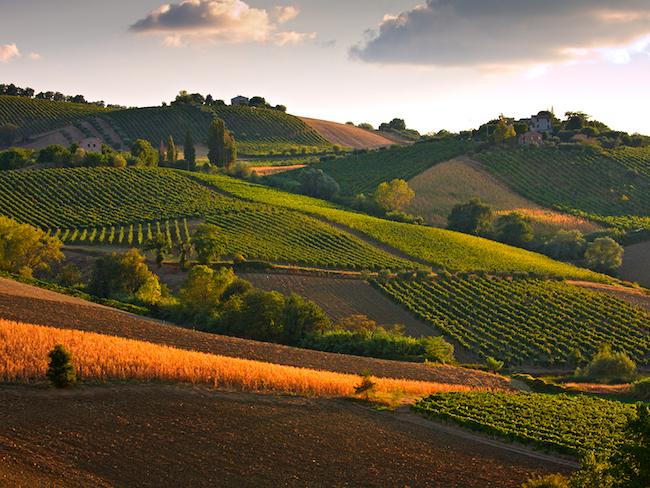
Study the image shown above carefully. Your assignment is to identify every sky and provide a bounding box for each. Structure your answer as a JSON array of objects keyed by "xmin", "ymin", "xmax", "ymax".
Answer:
[{"xmin": 1, "ymin": 0, "xmax": 650, "ymax": 135}]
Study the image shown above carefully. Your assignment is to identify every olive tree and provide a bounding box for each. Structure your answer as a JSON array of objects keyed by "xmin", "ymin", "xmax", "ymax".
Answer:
[{"xmin": 0, "ymin": 216, "xmax": 64, "ymax": 276}]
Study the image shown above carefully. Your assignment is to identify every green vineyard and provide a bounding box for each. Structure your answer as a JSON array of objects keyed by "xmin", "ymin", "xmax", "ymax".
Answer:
[
  {"xmin": 281, "ymin": 139, "xmax": 470, "ymax": 196},
  {"xmin": 476, "ymin": 148, "xmax": 650, "ymax": 229},
  {"xmin": 204, "ymin": 208, "xmax": 414, "ymax": 269},
  {"xmin": 189, "ymin": 172, "xmax": 607, "ymax": 282},
  {"xmin": 0, "ymin": 95, "xmax": 110, "ymax": 137},
  {"xmin": 371, "ymin": 275, "xmax": 650, "ymax": 365},
  {"xmin": 103, "ymin": 104, "xmax": 333, "ymax": 156},
  {"xmin": 412, "ymin": 391, "xmax": 634, "ymax": 455},
  {"xmin": 0, "ymin": 167, "xmax": 230, "ymax": 229}
]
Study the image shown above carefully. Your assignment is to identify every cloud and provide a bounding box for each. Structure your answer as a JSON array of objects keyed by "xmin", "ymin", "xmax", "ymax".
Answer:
[
  {"xmin": 349, "ymin": 0, "xmax": 650, "ymax": 68},
  {"xmin": 0, "ymin": 43, "xmax": 20, "ymax": 63},
  {"xmin": 130, "ymin": 0, "xmax": 311, "ymax": 45},
  {"xmin": 29, "ymin": 53, "xmax": 42, "ymax": 60}
]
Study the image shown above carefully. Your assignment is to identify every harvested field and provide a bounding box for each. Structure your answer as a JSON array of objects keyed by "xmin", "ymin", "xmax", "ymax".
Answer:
[
  {"xmin": 0, "ymin": 385, "xmax": 575, "ymax": 488},
  {"xmin": 299, "ymin": 117, "xmax": 395, "ymax": 149}
]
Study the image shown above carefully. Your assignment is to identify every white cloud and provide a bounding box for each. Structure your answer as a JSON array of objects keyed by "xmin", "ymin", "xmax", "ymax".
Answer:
[
  {"xmin": 599, "ymin": 34, "xmax": 650, "ymax": 64},
  {"xmin": 0, "ymin": 43, "xmax": 20, "ymax": 63},
  {"xmin": 349, "ymin": 0, "xmax": 650, "ymax": 69},
  {"xmin": 29, "ymin": 52, "xmax": 42, "ymax": 60},
  {"xmin": 130, "ymin": 0, "xmax": 311, "ymax": 45}
]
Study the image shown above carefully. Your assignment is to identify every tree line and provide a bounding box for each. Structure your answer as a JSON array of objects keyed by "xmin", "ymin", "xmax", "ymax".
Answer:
[{"xmin": 0, "ymin": 83, "xmax": 125, "ymax": 109}]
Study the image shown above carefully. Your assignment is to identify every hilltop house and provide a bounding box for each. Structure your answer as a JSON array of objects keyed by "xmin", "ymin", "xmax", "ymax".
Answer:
[
  {"xmin": 528, "ymin": 114, "xmax": 553, "ymax": 134},
  {"xmin": 231, "ymin": 95, "xmax": 249, "ymax": 106},
  {"xmin": 79, "ymin": 137, "xmax": 102, "ymax": 153}
]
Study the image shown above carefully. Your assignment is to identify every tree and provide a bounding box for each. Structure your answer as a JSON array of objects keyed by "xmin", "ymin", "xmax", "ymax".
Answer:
[
  {"xmin": 0, "ymin": 216, "xmax": 64, "ymax": 277},
  {"xmin": 545, "ymin": 230, "xmax": 586, "ymax": 260},
  {"xmin": 298, "ymin": 168, "xmax": 340, "ymax": 201},
  {"xmin": 143, "ymin": 232, "xmax": 172, "ymax": 268},
  {"xmin": 249, "ymin": 96, "xmax": 270, "ymax": 108},
  {"xmin": 373, "ymin": 179, "xmax": 415, "ymax": 213},
  {"xmin": 87, "ymin": 248, "xmax": 157, "ymax": 298},
  {"xmin": 280, "ymin": 294, "xmax": 330, "ymax": 346},
  {"xmin": 0, "ymin": 123, "xmax": 20, "ymax": 147},
  {"xmin": 0, "ymin": 147, "xmax": 33, "ymax": 170},
  {"xmin": 495, "ymin": 211, "xmax": 533, "ymax": 247},
  {"xmin": 207, "ymin": 118, "xmax": 236, "ymax": 169},
  {"xmin": 46, "ymin": 344, "xmax": 76, "ymax": 388},
  {"xmin": 131, "ymin": 139, "xmax": 159, "ymax": 167},
  {"xmin": 447, "ymin": 198, "xmax": 494, "ymax": 236},
  {"xmin": 208, "ymin": 119, "xmax": 237, "ymax": 169},
  {"xmin": 493, "ymin": 115, "xmax": 517, "ymax": 146},
  {"xmin": 178, "ymin": 265, "xmax": 235, "ymax": 315},
  {"xmin": 389, "ymin": 118, "xmax": 406, "ymax": 131},
  {"xmin": 585, "ymin": 237, "xmax": 623, "ymax": 274},
  {"xmin": 607, "ymin": 403, "xmax": 650, "ymax": 487},
  {"xmin": 184, "ymin": 131, "xmax": 196, "ymax": 171},
  {"xmin": 191, "ymin": 224, "xmax": 223, "ymax": 265},
  {"xmin": 165, "ymin": 135, "xmax": 178, "ymax": 166}
]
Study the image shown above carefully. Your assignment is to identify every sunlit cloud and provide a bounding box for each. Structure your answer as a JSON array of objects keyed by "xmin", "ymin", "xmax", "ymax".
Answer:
[
  {"xmin": 130, "ymin": 0, "xmax": 311, "ymax": 45},
  {"xmin": 0, "ymin": 43, "xmax": 20, "ymax": 63},
  {"xmin": 349, "ymin": 0, "xmax": 650, "ymax": 69},
  {"xmin": 28, "ymin": 52, "xmax": 42, "ymax": 60},
  {"xmin": 599, "ymin": 34, "xmax": 650, "ymax": 64}
]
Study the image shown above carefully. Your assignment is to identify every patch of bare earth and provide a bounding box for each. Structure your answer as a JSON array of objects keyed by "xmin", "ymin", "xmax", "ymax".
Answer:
[
  {"xmin": 0, "ymin": 384, "xmax": 575, "ymax": 488},
  {"xmin": 298, "ymin": 117, "xmax": 397, "ymax": 149}
]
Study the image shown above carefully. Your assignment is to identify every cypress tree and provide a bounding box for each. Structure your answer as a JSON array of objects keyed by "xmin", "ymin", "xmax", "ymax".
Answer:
[
  {"xmin": 207, "ymin": 118, "xmax": 236, "ymax": 169},
  {"xmin": 165, "ymin": 135, "xmax": 177, "ymax": 166},
  {"xmin": 184, "ymin": 130, "xmax": 196, "ymax": 171}
]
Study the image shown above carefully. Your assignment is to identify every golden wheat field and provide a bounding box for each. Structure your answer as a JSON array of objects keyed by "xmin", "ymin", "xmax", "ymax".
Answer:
[{"xmin": 0, "ymin": 319, "xmax": 483, "ymax": 399}]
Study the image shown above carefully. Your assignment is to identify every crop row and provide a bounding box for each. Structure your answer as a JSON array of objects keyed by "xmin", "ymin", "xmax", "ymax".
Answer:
[
  {"xmin": 204, "ymin": 208, "xmax": 414, "ymax": 269},
  {"xmin": 188, "ymin": 172, "xmax": 608, "ymax": 282},
  {"xmin": 46, "ymin": 219, "xmax": 191, "ymax": 247},
  {"xmin": 0, "ymin": 96, "xmax": 109, "ymax": 136},
  {"xmin": 412, "ymin": 391, "xmax": 634, "ymax": 456},
  {"xmin": 0, "ymin": 167, "xmax": 233, "ymax": 229},
  {"xmin": 370, "ymin": 276, "xmax": 650, "ymax": 365},
  {"xmin": 605, "ymin": 146, "xmax": 650, "ymax": 181},
  {"xmin": 476, "ymin": 148, "xmax": 650, "ymax": 229},
  {"xmin": 282, "ymin": 139, "xmax": 470, "ymax": 197}
]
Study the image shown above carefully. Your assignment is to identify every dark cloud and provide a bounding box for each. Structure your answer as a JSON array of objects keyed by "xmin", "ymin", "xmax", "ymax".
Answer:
[
  {"xmin": 349, "ymin": 0, "xmax": 650, "ymax": 67},
  {"xmin": 130, "ymin": 0, "xmax": 310, "ymax": 45}
]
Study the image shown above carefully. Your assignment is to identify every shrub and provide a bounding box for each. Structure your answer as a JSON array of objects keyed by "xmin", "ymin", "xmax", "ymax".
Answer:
[
  {"xmin": 46, "ymin": 344, "xmax": 76, "ymax": 388},
  {"xmin": 522, "ymin": 474, "xmax": 569, "ymax": 488},
  {"xmin": 578, "ymin": 345, "xmax": 636, "ymax": 382},
  {"xmin": 485, "ymin": 356, "xmax": 504, "ymax": 373},
  {"xmin": 631, "ymin": 377, "xmax": 650, "ymax": 399}
]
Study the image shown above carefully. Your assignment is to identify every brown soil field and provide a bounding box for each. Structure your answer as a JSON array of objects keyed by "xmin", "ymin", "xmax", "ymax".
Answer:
[
  {"xmin": 619, "ymin": 240, "xmax": 650, "ymax": 288},
  {"xmin": 0, "ymin": 277, "xmax": 577, "ymax": 487},
  {"xmin": 299, "ymin": 117, "xmax": 397, "ymax": 149}
]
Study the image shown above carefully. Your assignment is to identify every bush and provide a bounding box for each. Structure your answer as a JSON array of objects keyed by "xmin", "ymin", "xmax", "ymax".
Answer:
[
  {"xmin": 631, "ymin": 377, "xmax": 650, "ymax": 399},
  {"xmin": 522, "ymin": 474, "xmax": 569, "ymax": 488},
  {"xmin": 485, "ymin": 356, "xmax": 504, "ymax": 373},
  {"xmin": 578, "ymin": 345, "xmax": 636, "ymax": 382},
  {"xmin": 46, "ymin": 344, "xmax": 76, "ymax": 388}
]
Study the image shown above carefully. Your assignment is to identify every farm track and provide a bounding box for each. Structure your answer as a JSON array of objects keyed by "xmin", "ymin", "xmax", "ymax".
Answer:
[{"xmin": 0, "ymin": 277, "xmax": 577, "ymax": 487}]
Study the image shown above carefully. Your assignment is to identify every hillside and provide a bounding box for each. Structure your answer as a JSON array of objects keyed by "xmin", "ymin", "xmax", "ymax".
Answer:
[
  {"xmin": 405, "ymin": 156, "xmax": 603, "ymax": 236},
  {"xmin": 0, "ymin": 278, "xmax": 575, "ymax": 487},
  {"xmin": 298, "ymin": 117, "xmax": 396, "ymax": 148}
]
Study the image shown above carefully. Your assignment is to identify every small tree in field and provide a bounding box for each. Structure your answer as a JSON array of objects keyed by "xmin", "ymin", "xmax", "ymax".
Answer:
[
  {"xmin": 373, "ymin": 179, "xmax": 414, "ymax": 213},
  {"xmin": 46, "ymin": 344, "xmax": 76, "ymax": 388},
  {"xmin": 354, "ymin": 369, "xmax": 376, "ymax": 401}
]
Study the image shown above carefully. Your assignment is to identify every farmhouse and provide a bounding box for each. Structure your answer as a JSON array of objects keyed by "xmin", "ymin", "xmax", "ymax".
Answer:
[
  {"xmin": 518, "ymin": 131, "xmax": 543, "ymax": 145},
  {"xmin": 231, "ymin": 95, "xmax": 249, "ymax": 106},
  {"xmin": 528, "ymin": 114, "xmax": 553, "ymax": 134},
  {"xmin": 78, "ymin": 137, "xmax": 103, "ymax": 153}
]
